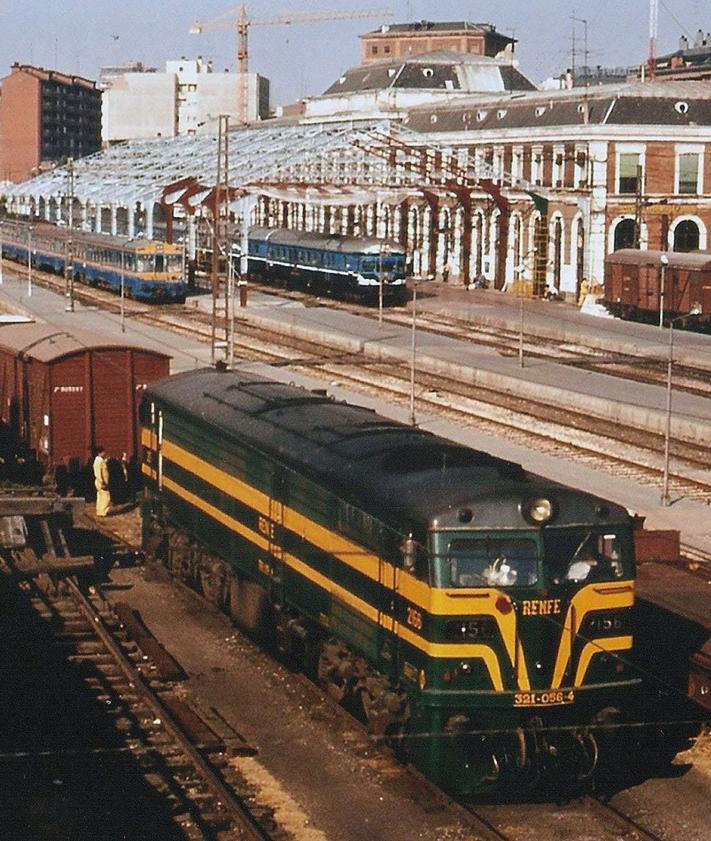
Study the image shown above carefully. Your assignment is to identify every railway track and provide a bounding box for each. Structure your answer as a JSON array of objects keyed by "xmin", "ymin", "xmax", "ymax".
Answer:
[
  {"xmin": 1, "ymin": 542, "xmax": 287, "ymax": 841},
  {"xmin": 148, "ymin": 567, "xmax": 674, "ymax": 841},
  {"xmin": 138, "ymin": 301, "xmax": 711, "ymax": 505},
  {"xmin": 463, "ymin": 795, "xmax": 671, "ymax": 841},
  {"xmin": 6, "ymin": 262, "xmax": 711, "ymax": 504},
  {"xmin": 210, "ymin": 278, "xmax": 711, "ymax": 396},
  {"xmin": 383, "ymin": 307, "xmax": 711, "ymax": 398}
]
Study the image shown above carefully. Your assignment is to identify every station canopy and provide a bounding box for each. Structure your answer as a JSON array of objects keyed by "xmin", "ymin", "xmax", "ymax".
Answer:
[{"xmin": 2, "ymin": 119, "xmax": 473, "ymax": 213}]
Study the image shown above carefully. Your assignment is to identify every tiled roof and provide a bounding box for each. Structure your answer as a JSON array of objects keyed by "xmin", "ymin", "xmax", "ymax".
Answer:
[
  {"xmin": 405, "ymin": 80, "xmax": 711, "ymax": 132},
  {"xmin": 323, "ymin": 50, "xmax": 534, "ymax": 95},
  {"xmin": 3, "ymin": 63, "xmax": 97, "ymax": 89}
]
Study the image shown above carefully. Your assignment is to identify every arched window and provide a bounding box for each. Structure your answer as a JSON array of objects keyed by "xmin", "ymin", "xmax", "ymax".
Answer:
[
  {"xmin": 673, "ymin": 219, "xmax": 700, "ymax": 252},
  {"xmin": 474, "ymin": 213, "xmax": 484, "ymax": 276},
  {"xmin": 614, "ymin": 218, "xmax": 636, "ymax": 250},
  {"xmin": 552, "ymin": 217, "xmax": 563, "ymax": 288},
  {"xmin": 575, "ymin": 219, "xmax": 585, "ymax": 300}
]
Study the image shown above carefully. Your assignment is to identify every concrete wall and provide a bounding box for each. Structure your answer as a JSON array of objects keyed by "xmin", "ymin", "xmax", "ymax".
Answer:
[
  {"xmin": 103, "ymin": 73, "xmax": 177, "ymax": 143},
  {"xmin": 103, "ymin": 66, "xmax": 269, "ymax": 142},
  {"xmin": 190, "ymin": 73, "xmax": 267, "ymax": 130}
]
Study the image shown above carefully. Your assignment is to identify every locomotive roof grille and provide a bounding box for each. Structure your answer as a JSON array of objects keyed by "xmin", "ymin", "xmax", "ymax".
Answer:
[
  {"xmin": 145, "ymin": 369, "xmax": 630, "ymax": 531},
  {"xmin": 380, "ymin": 444, "xmax": 525, "ymax": 478}
]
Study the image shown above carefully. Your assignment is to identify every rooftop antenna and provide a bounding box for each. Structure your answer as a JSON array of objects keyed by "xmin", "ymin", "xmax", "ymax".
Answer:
[
  {"xmin": 571, "ymin": 11, "xmax": 588, "ymax": 85},
  {"xmin": 647, "ymin": 0, "xmax": 658, "ymax": 80}
]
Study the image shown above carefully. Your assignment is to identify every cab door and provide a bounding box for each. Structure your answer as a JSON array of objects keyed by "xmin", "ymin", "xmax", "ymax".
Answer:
[
  {"xmin": 377, "ymin": 529, "xmax": 399, "ymax": 679},
  {"xmin": 265, "ymin": 465, "xmax": 286, "ymax": 602}
]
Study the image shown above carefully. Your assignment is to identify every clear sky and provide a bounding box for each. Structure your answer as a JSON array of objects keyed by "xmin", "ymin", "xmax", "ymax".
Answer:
[{"xmin": 0, "ymin": 0, "xmax": 706, "ymax": 106}]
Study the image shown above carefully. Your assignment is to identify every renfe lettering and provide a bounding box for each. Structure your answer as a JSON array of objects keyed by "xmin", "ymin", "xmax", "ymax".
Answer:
[{"xmin": 522, "ymin": 599, "xmax": 562, "ymax": 616}]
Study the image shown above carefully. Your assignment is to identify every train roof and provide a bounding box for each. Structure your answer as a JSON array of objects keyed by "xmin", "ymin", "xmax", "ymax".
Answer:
[
  {"xmin": 1, "ymin": 220, "xmax": 182, "ymax": 254},
  {"xmin": 249, "ymin": 226, "xmax": 405, "ymax": 256},
  {"xmin": 146, "ymin": 368, "xmax": 630, "ymax": 535},
  {"xmin": 0, "ymin": 323, "xmax": 171, "ymax": 364},
  {"xmin": 605, "ymin": 249, "xmax": 711, "ymax": 269}
]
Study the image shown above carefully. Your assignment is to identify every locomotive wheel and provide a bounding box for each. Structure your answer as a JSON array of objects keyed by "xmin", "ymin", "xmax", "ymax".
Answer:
[{"xmin": 199, "ymin": 556, "xmax": 227, "ymax": 609}]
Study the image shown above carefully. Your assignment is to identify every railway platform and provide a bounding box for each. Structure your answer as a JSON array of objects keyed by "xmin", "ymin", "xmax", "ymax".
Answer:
[
  {"xmin": 412, "ymin": 280, "xmax": 711, "ymax": 373},
  {"xmin": 219, "ymin": 283, "xmax": 711, "ymax": 447}
]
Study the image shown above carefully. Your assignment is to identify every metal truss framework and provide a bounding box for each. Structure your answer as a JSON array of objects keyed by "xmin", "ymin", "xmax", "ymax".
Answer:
[{"xmin": 3, "ymin": 119, "xmax": 546, "ymax": 289}]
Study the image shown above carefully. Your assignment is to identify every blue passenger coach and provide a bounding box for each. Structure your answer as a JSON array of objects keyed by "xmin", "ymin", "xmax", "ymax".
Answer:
[{"xmin": 247, "ymin": 227, "xmax": 408, "ymax": 302}]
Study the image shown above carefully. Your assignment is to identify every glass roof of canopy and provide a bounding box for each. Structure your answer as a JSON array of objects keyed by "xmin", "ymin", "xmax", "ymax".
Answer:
[{"xmin": 3, "ymin": 119, "xmax": 425, "ymax": 208}]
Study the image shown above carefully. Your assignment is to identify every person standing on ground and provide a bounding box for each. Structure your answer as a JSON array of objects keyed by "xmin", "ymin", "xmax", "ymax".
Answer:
[
  {"xmin": 442, "ymin": 260, "xmax": 450, "ymax": 283},
  {"xmin": 93, "ymin": 446, "xmax": 111, "ymax": 517}
]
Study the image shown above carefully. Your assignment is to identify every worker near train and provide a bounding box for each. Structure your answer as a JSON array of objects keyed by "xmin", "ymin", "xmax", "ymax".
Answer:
[{"xmin": 93, "ymin": 447, "xmax": 111, "ymax": 517}]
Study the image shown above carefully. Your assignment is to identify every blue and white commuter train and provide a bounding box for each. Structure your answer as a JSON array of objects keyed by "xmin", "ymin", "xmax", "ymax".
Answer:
[
  {"xmin": 0, "ymin": 220, "xmax": 187, "ymax": 303},
  {"xmin": 247, "ymin": 227, "xmax": 408, "ymax": 302}
]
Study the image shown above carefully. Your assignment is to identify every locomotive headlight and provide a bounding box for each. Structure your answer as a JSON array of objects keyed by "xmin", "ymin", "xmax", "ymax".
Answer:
[{"xmin": 521, "ymin": 497, "xmax": 556, "ymax": 525}]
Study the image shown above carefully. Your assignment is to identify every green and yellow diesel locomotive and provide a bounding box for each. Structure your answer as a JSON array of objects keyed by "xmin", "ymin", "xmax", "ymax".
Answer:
[{"xmin": 140, "ymin": 367, "xmax": 640, "ymax": 794}]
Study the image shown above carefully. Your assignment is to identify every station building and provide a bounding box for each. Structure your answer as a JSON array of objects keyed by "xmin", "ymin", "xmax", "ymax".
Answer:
[
  {"xmin": 0, "ymin": 64, "xmax": 101, "ymax": 183},
  {"xmin": 3, "ymin": 22, "xmax": 711, "ymax": 300}
]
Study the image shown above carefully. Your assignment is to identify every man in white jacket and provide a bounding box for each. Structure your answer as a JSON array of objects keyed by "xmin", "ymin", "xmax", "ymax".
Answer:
[{"xmin": 93, "ymin": 447, "xmax": 111, "ymax": 517}]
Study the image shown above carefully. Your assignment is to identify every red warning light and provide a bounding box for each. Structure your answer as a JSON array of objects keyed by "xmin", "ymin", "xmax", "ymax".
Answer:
[{"xmin": 495, "ymin": 596, "xmax": 513, "ymax": 614}]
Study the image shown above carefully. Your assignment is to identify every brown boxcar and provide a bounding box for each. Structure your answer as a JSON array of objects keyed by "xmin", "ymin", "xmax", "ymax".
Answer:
[
  {"xmin": 0, "ymin": 323, "xmax": 170, "ymax": 468},
  {"xmin": 603, "ymin": 249, "xmax": 711, "ymax": 325}
]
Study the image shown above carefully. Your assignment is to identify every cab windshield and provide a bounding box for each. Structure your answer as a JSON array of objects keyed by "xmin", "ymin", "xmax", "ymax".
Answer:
[
  {"xmin": 360, "ymin": 256, "xmax": 403, "ymax": 276},
  {"xmin": 167, "ymin": 252, "xmax": 183, "ymax": 273},
  {"xmin": 543, "ymin": 529, "xmax": 627, "ymax": 584},
  {"xmin": 448, "ymin": 537, "xmax": 538, "ymax": 588}
]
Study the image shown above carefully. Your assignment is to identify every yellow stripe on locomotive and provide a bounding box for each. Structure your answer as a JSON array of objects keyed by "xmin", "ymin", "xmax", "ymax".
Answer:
[{"xmin": 142, "ymin": 432, "xmax": 635, "ymax": 698}]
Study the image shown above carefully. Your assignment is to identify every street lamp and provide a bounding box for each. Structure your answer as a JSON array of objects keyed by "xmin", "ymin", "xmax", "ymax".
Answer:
[
  {"xmin": 378, "ymin": 244, "xmax": 391, "ymax": 328},
  {"xmin": 518, "ymin": 293, "xmax": 525, "ymax": 369},
  {"xmin": 661, "ymin": 304, "xmax": 703, "ymax": 506},
  {"xmin": 120, "ymin": 236, "xmax": 137, "ymax": 333},
  {"xmin": 64, "ymin": 235, "xmax": 74, "ymax": 312},
  {"xmin": 513, "ymin": 260, "xmax": 528, "ymax": 369},
  {"xmin": 120, "ymin": 245, "xmax": 127, "ymax": 332},
  {"xmin": 658, "ymin": 253, "xmax": 669, "ymax": 328},
  {"xmin": 409, "ymin": 278, "xmax": 419, "ymax": 426},
  {"xmin": 27, "ymin": 225, "xmax": 34, "ymax": 297}
]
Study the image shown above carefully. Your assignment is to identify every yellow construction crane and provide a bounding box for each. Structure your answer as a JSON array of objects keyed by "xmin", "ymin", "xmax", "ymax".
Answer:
[{"xmin": 190, "ymin": 5, "xmax": 392, "ymax": 124}]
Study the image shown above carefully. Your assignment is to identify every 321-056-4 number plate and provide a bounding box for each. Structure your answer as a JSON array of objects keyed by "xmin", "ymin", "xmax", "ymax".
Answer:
[{"xmin": 514, "ymin": 690, "xmax": 575, "ymax": 707}]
